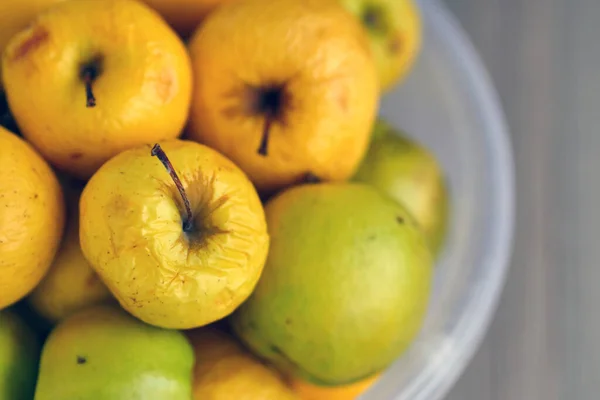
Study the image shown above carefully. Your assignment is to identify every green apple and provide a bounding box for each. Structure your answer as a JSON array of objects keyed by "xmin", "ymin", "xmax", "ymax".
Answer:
[
  {"xmin": 354, "ymin": 119, "xmax": 449, "ymax": 256},
  {"xmin": 338, "ymin": 0, "xmax": 422, "ymax": 92},
  {"xmin": 34, "ymin": 305, "xmax": 194, "ymax": 400},
  {"xmin": 230, "ymin": 182, "xmax": 433, "ymax": 386},
  {"xmin": 0, "ymin": 309, "xmax": 41, "ymax": 400}
]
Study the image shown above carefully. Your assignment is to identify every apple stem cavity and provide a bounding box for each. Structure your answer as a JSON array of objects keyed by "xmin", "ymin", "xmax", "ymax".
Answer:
[
  {"xmin": 80, "ymin": 56, "xmax": 103, "ymax": 108},
  {"xmin": 151, "ymin": 144, "xmax": 195, "ymax": 233},
  {"xmin": 255, "ymin": 86, "xmax": 285, "ymax": 157}
]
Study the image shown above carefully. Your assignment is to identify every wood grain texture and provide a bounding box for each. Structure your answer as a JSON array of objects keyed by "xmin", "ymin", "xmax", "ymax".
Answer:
[{"xmin": 444, "ymin": 0, "xmax": 600, "ymax": 398}]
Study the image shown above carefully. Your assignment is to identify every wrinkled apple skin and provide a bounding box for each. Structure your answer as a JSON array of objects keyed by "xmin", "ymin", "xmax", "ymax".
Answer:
[{"xmin": 80, "ymin": 139, "xmax": 269, "ymax": 329}]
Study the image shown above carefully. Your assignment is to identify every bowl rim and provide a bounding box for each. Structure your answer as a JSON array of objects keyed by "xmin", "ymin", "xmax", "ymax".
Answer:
[{"xmin": 376, "ymin": 1, "xmax": 516, "ymax": 399}]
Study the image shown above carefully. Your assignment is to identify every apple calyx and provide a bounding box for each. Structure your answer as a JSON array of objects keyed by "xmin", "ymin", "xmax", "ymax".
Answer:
[
  {"xmin": 304, "ymin": 172, "xmax": 322, "ymax": 184},
  {"xmin": 253, "ymin": 85, "xmax": 286, "ymax": 157},
  {"xmin": 80, "ymin": 57, "xmax": 103, "ymax": 108},
  {"xmin": 151, "ymin": 144, "xmax": 195, "ymax": 233},
  {"xmin": 362, "ymin": 4, "xmax": 388, "ymax": 35}
]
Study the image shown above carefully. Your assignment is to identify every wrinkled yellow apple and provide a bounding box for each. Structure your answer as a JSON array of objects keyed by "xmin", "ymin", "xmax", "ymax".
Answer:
[
  {"xmin": 80, "ymin": 139, "xmax": 269, "ymax": 329},
  {"xmin": 187, "ymin": 0, "xmax": 379, "ymax": 194},
  {"xmin": 0, "ymin": 0, "xmax": 66, "ymax": 87},
  {"xmin": 2, "ymin": 0, "xmax": 192, "ymax": 179},
  {"xmin": 0, "ymin": 127, "xmax": 65, "ymax": 309}
]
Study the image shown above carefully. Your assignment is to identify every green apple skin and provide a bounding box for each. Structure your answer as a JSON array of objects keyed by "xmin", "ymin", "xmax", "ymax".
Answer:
[
  {"xmin": 338, "ymin": 0, "xmax": 422, "ymax": 92},
  {"xmin": 0, "ymin": 310, "xmax": 41, "ymax": 400},
  {"xmin": 231, "ymin": 183, "xmax": 433, "ymax": 386},
  {"xmin": 354, "ymin": 119, "xmax": 449, "ymax": 256},
  {"xmin": 34, "ymin": 305, "xmax": 194, "ymax": 400}
]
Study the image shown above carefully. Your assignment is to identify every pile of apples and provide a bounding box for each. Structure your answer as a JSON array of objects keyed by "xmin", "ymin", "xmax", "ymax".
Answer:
[{"xmin": 0, "ymin": 0, "xmax": 450, "ymax": 399}]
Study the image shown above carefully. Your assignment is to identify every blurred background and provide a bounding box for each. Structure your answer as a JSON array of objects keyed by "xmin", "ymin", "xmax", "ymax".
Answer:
[{"xmin": 445, "ymin": 0, "xmax": 597, "ymax": 399}]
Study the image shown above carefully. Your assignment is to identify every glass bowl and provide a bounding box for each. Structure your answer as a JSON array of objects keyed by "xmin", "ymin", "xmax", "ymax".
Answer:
[{"xmin": 362, "ymin": 0, "xmax": 515, "ymax": 399}]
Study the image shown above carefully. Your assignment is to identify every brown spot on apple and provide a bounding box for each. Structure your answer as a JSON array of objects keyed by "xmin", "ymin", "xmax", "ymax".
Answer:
[
  {"xmin": 70, "ymin": 152, "xmax": 83, "ymax": 160},
  {"xmin": 85, "ymin": 272, "xmax": 100, "ymax": 288},
  {"xmin": 155, "ymin": 68, "xmax": 176, "ymax": 103},
  {"xmin": 337, "ymin": 90, "xmax": 349, "ymax": 112},
  {"xmin": 389, "ymin": 36, "xmax": 403, "ymax": 55},
  {"xmin": 12, "ymin": 27, "xmax": 50, "ymax": 61}
]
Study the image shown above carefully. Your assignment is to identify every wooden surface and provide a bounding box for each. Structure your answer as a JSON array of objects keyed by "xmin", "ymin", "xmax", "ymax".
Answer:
[{"xmin": 444, "ymin": 0, "xmax": 600, "ymax": 399}]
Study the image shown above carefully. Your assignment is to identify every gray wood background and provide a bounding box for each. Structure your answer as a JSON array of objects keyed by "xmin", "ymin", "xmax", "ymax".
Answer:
[{"xmin": 443, "ymin": 0, "xmax": 599, "ymax": 399}]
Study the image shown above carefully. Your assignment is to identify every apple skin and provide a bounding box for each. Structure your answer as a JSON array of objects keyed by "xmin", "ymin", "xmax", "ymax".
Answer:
[
  {"xmin": 338, "ymin": 0, "xmax": 422, "ymax": 92},
  {"xmin": 1, "ymin": 0, "xmax": 192, "ymax": 179},
  {"xmin": 34, "ymin": 305, "xmax": 194, "ymax": 400},
  {"xmin": 79, "ymin": 139, "xmax": 269, "ymax": 330},
  {"xmin": 353, "ymin": 119, "xmax": 449, "ymax": 256},
  {"xmin": 0, "ymin": 0, "xmax": 66, "ymax": 88},
  {"xmin": 186, "ymin": 0, "xmax": 379, "ymax": 194},
  {"xmin": 0, "ymin": 127, "xmax": 65, "ymax": 310},
  {"xmin": 0, "ymin": 310, "xmax": 41, "ymax": 400}
]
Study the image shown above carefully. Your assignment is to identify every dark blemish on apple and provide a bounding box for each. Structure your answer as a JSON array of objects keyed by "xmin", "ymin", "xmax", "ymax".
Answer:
[
  {"xmin": 285, "ymin": 318, "xmax": 292, "ymax": 326},
  {"xmin": 12, "ymin": 27, "xmax": 49, "ymax": 61},
  {"xmin": 396, "ymin": 216, "xmax": 405, "ymax": 224},
  {"xmin": 70, "ymin": 152, "xmax": 83, "ymax": 160},
  {"xmin": 33, "ymin": 194, "xmax": 38, "ymax": 199},
  {"xmin": 368, "ymin": 234, "xmax": 376, "ymax": 241},
  {"xmin": 76, "ymin": 356, "xmax": 87, "ymax": 365}
]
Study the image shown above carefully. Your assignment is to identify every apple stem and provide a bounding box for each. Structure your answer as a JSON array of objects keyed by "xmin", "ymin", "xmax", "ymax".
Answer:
[
  {"xmin": 82, "ymin": 69, "xmax": 96, "ymax": 108},
  {"xmin": 151, "ymin": 144, "xmax": 194, "ymax": 233},
  {"xmin": 257, "ymin": 116, "xmax": 273, "ymax": 156}
]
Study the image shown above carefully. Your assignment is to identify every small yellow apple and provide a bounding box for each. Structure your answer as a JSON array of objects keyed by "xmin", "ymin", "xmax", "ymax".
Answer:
[
  {"xmin": 28, "ymin": 191, "xmax": 113, "ymax": 323},
  {"xmin": 140, "ymin": 0, "xmax": 231, "ymax": 39},
  {"xmin": 2, "ymin": 0, "xmax": 193, "ymax": 179},
  {"xmin": 0, "ymin": 0, "xmax": 66, "ymax": 87},
  {"xmin": 0, "ymin": 127, "xmax": 65, "ymax": 309},
  {"xmin": 186, "ymin": 328, "xmax": 297, "ymax": 400},
  {"xmin": 186, "ymin": 0, "xmax": 379, "ymax": 194},
  {"xmin": 80, "ymin": 139, "xmax": 269, "ymax": 329}
]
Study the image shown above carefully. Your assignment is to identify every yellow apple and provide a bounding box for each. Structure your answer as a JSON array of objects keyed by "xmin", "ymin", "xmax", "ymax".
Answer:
[
  {"xmin": 79, "ymin": 139, "xmax": 269, "ymax": 329},
  {"xmin": 0, "ymin": 0, "xmax": 66, "ymax": 88},
  {"xmin": 186, "ymin": 328, "xmax": 297, "ymax": 400},
  {"xmin": 186, "ymin": 0, "xmax": 379, "ymax": 194},
  {"xmin": 2, "ymin": 0, "xmax": 192, "ymax": 179},
  {"xmin": 28, "ymin": 191, "xmax": 113, "ymax": 323},
  {"xmin": 0, "ymin": 127, "xmax": 65, "ymax": 309}
]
